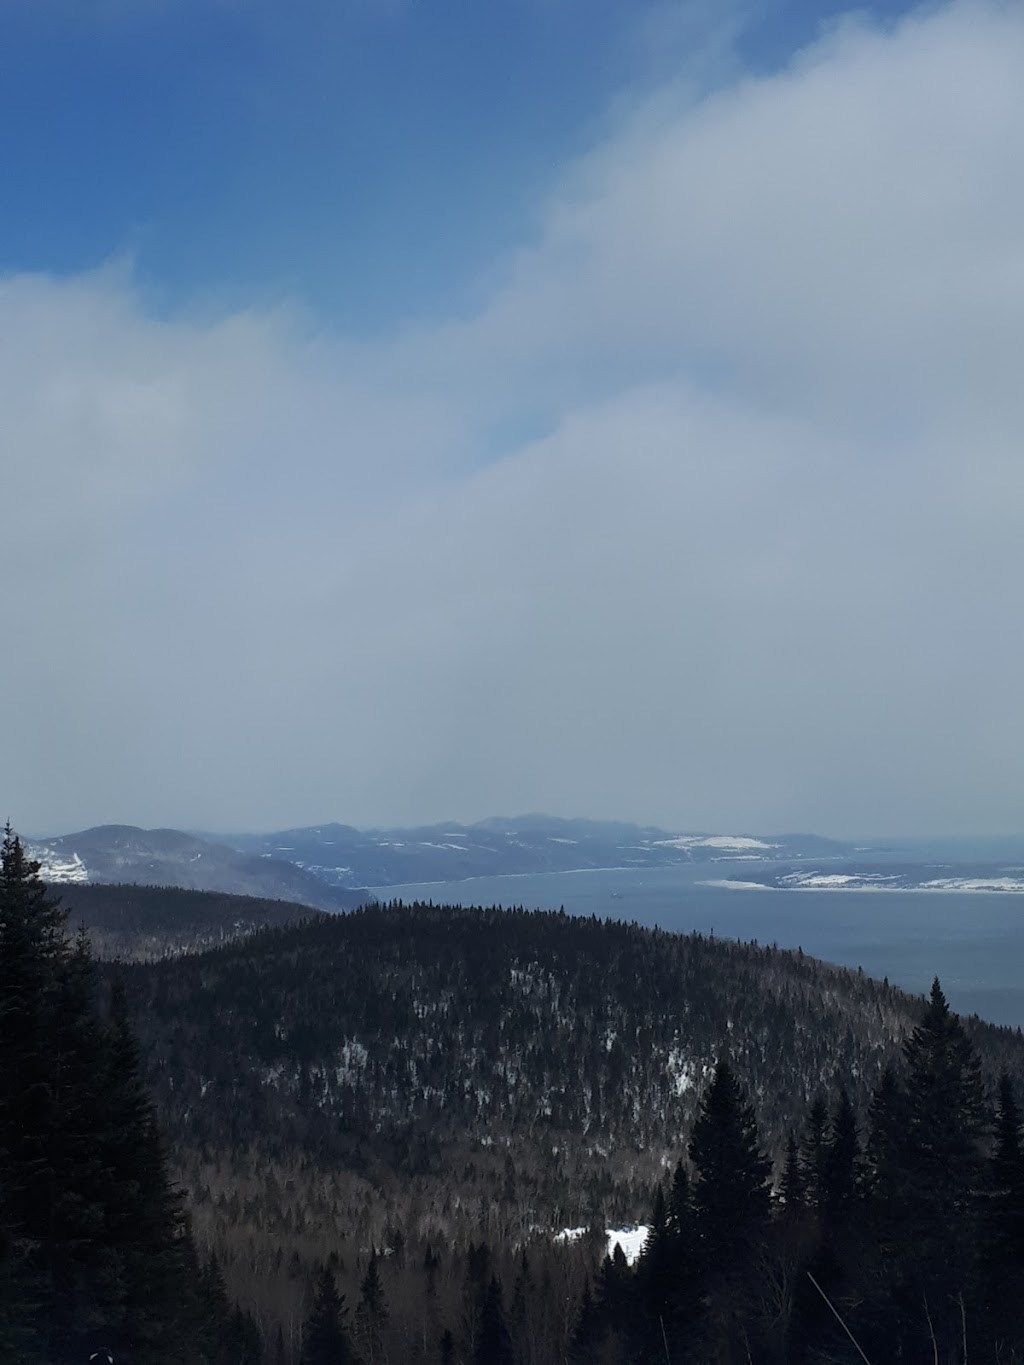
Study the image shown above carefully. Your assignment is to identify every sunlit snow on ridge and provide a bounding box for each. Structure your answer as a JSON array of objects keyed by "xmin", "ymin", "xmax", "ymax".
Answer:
[
  {"xmin": 921, "ymin": 876, "xmax": 1024, "ymax": 893},
  {"xmin": 28, "ymin": 846, "xmax": 89, "ymax": 884},
  {"xmin": 705, "ymin": 871, "xmax": 1024, "ymax": 893},
  {"xmin": 654, "ymin": 835, "xmax": 777, "ymax": 853}
]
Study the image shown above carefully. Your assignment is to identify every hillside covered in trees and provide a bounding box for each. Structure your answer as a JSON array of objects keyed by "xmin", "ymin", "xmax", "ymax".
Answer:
[
  {"xmin": 59, "ymin": 882, "xmax": 317, "ymax": 960},
  {"xmin": 108, "ymin": 900, "xmax": 1024, "ymax": 1359}
]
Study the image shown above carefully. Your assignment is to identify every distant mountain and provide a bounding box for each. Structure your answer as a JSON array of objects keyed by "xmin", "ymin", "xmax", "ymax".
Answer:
[
  {"xmin": 28, "ymin": 824, "xmax": 368, "ymax": 911},
  {"xmin": 220, "ymin": 814, "xmax": 853, "ymax": 887}
]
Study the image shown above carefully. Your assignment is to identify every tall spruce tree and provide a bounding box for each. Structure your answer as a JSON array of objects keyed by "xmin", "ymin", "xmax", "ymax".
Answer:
[
  {"xmin": 989, "ymin": 1072, "xmax": 1024, "ymax": 1263},
  {"xmin": 473, "ymin": 1275, "xmax": 513, "ymax": 1365},
  {"xmin": 355, "ymin": 1247, "xmax": 389, "ymax": 1365},
  {"xmin": 860, "ymin": 980, "xmax": 989, "ymax": 1363},
  {"xmin": 300, "ymin": 1265, "xmax": 355, "ymax": 1365},
  {"xmin": 0, "ymin": 829, "xmax": 70, "ymax": 1361},
  {"xmin": 799, "ymin": 1096, "xmax": 829, "ymax": 1215},
  {"xmin": 0, "ymin": 826, "xmax": 245, "ymax": 1365},
  {"xmin": 689, "ymin": 1061, "xmax": 772, "ymax": 1273},
  {"xmin": 821, "ymin": 1087, "xmax": 860, "ymax": 1226},
  {"xmin": 981, "ymin": 1073, "xmax": 1024, "ymax": 1356},
  {"xmin": 688, "ymin": 1061, "xmax": 772, "ymax": 1363}
]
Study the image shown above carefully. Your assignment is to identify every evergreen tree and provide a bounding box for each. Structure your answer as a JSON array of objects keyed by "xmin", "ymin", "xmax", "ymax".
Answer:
[
  {"xmin": 223, "ymin": 1305, "xmax": 265, "ymax": 1365},
  {"xmin": 570, "ymin": 1281, "xmax": 602, "ymax": 1365},
  {"xmin": 596, "ymin": 1243, "xmax": 632, "ymax": 1336},
  {"xmin": 0, "ymin": 828, "xmax": 68, "ymax": 1237},
  {"xmin": 863, "ymin": 1064, "xmax": 904, "ymax": 1212},
  {"xmin": 689, "ymin": 1061, "xmax": 772, "ymax": 1273},
  {"xmin": 859, "ymin": 981, "xmax": 989, "ymax": 1363},
  {"xmin": 0, "ymin": 826, "xmax": 245, "ymax": 1364},
  {"xmin": 46, "ymin": 930, "xmax": 120, "ymax": 1358},
  {"xmin": 0, "ymin": 830, "xmax": 69, "ymax": 1360},
  {"xmin": 473, "ymin": 1275, "xmax": 513, "ymax": 1365},
  {"xmin": 981, "ymin": 1072, "xmax": 1024, "ymax": 1356},
  {"xmin": 637, "ymin": 1185, "xmax": 674, "ymax": 1326},
  {"xmin": 779, "ymin": 1133, "xmax": 805, "ymax": 1217},
  {"xmin": 666, "ymin": 1158, "xmax": 691, "ymax": 1244},
  {"xmin": 799, "ymin": 1096, "xmax": 829, "ymax": 1215},
  {"xmin": 688, "ymin": 1061, "xmax": 772, "ymax": 1363},
  {"xmin": 300, "ymin": 1265, "xmax": 354, "ymax": 1365},
  {"xmin": 902, "ymin": 981, "xmax": 987, "ymax": 1266},
  {"xmin": 989, "ymin": 1072, "xmax": 1024, "ymax": 1261},
  {"xmin": 355, "ymin": 1248, "xmax": 389, "ymax": 1365},
  {"xmin": 821, "ymin": 1087, "xmax": 860, "ymax": 1225},
  {"xmin": 101, "ymin": 976, "xmax": 192, "ymax": 1362}
]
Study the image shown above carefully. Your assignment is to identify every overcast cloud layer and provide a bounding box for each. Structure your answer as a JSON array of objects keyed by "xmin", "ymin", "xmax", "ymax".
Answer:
[{"xmin": 4, "ymin": 0, "xmax": 1023, "ymax": 837}]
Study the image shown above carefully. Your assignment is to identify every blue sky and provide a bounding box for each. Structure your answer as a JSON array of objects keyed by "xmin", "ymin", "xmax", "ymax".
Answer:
[
  {"xmin": 3, "ymin": 0, "xmax": 914, "ymax": 326},
  {"xmin": 3, "ymin": 0, "xmax": 1023, "ymax": 837}
]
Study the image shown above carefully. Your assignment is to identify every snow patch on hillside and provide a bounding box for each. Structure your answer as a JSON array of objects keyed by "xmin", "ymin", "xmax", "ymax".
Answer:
[
  {"xmin": 29, "ymin": 846, "xmax": 89, "ymax": 883},
  {"xmin": 921, "ymin": 876, "xmax": 1024, "ymax": 893},
  {"xmin": 666, "ymin": 1046, "xmax": 698, "ymax": 1097},
  {"xmin": 709, "ymin": 871, "xmax": 1024, "ymax": 894},
  {"xmin": 556, "ymin": 1226, "xmax": 650, "ymax": 1265},
  {"xmin": 654, "ymin": 835, "xmax": 777, "ymax": 853}
]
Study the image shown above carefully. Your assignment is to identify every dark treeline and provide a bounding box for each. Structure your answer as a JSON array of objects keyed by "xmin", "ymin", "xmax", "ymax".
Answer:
[
  {"xmin": 59, "ymin": 882, "xmax": 314, "ymax": 961},
  {"xmin": 0, "ymin": 830, "xmax": 261, "ymax": 1364}
]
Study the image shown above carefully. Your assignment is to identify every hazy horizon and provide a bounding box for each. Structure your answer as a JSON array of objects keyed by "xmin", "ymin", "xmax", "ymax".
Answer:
[{"xmin": 20, "ymin": 810, "xmax": 1024, "ymax": 848}]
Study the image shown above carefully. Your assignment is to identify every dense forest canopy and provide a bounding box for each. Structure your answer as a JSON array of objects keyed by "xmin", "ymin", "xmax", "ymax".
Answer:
[{"xmin": 58, "ymin": 882, "xmax": 315, "ymax": 960}]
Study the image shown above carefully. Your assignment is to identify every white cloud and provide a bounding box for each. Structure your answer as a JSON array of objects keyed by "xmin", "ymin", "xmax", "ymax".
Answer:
[{"xmin": 3, "ymin": 0, "xmax": 1023, "ymax": 836}]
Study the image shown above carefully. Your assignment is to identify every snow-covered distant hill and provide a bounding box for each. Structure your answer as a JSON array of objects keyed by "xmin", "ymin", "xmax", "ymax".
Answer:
[
  {"xmin": 219, "ymin": 815, "xmax": 852, "ymax": 889},
  {"xmin": 27, "ymin": 825, "xmax": 366, "ymax": 910},
  {"xmin": 709, "ymin": 860, "xmax": 1024, "ymax": 894}
]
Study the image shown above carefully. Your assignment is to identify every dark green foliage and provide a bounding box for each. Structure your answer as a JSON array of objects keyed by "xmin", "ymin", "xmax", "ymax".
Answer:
[
  {"xmin": 59, "ymin": 882, "xmax": 314, "ymax": 961},
  {"xmin": 799, "ymin": 1096, "xmax": 829, "ymax": 1213},
  {"xmin": 0, "ymin": 827, "xmax": 252, "ymax": 1364},
  {"xmin": 686, "ymin": 1061, "xmax": 773, "ymax": 1361},
  {"xmin": 833, "ymin": 980, "xmax": 992, "ymax": 1363},
  {"xmin": 300, "ymin": 1266, "xmax": 354, "ymax": 1365},
  {"xmin": 689, "ymin": 1061, "xmax": 772, "ymax": 1272},
  {"xmin": 570, "ymin": 1281, "xmax": 601, "ymax": 1364},
  {"xmin": 989, "ymin": 1073, "xmax": 1024, "ymax": 1262},
  {"xmin": 979, "ymin": 1073, "xmax": 1024, "ymax": 1355},
  {"xmin": 355, "ymin": 1248, "xmax": 388, "ymax": 1365},
  {"xmin": 473, "ymin": 1275, "xmax": 513, "ymax": 1365},
  {"xmin": 821, "ymin": 1087, "xmax": 860, "ymax": 1224},
  {"xmin": 779, "ymin": 1133, "xmax": 805, "ymax": 1216}
]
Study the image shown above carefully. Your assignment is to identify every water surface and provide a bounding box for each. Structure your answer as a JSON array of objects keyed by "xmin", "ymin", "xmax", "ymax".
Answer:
[{"xmin": 372, "ymin": 863, "xmax": 1024, "ymax": 1028}]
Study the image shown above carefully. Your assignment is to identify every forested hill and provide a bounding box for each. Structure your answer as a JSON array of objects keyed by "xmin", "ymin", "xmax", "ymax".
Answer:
[
  {"xmin": 119, "ymin": 905, "xmax": 1024, "ymax": 1251},
  {"xmin": 60, "ymin": 882, "xmax": 317, "ymax": 959}
]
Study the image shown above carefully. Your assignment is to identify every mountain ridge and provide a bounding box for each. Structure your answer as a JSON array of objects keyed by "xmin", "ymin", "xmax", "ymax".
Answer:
[
  {"xmin": 28, "ymin": 824, "xmax": 368, "ymax": 910},
  {"xmin": 216, "ymin": 815, "xmax": 853, "ymax": 888}
]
